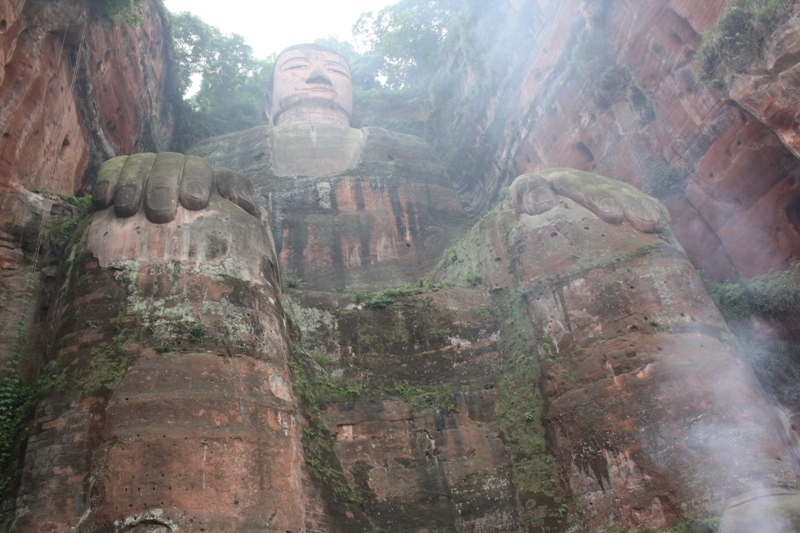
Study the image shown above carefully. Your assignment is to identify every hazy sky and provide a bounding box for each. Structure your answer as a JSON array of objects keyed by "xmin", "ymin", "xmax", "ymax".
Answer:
[{"xmin": 161, "ymin": 0, "xmax": 397, "ymax": 59}]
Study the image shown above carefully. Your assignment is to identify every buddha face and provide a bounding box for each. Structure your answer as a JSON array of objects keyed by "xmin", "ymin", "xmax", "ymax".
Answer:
[{"xmin": 271, "ymin": 47, "xmax": 353, "ymax": 126}]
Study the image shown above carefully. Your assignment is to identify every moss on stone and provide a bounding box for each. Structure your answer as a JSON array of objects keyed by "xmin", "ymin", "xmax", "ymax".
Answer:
[
  {"xmin": 286, "ymin": 341, "xmax": 375, "ymax": 528},
  {"xmin": 492, "ymin": 290, "xmax": 563, "ymax": 531},
  {"xmin": 694, "ymin": 0, "xmax": 793, "ymax": 89}
]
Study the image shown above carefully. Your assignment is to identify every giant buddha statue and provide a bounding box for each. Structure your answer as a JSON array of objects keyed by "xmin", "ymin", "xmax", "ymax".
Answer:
[
  {"xmin": 9, "ymin": 43, "xmax": 800, "ymax": 533},
  {"xmin": 190, "ymin": 44, "xmax": 472, "ymax": 291}
]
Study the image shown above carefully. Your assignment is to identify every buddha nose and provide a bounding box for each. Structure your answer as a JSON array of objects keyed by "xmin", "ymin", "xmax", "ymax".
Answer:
[{"xmin": 305, "ymin": 67, "xmax": 332, "ymax": 85}]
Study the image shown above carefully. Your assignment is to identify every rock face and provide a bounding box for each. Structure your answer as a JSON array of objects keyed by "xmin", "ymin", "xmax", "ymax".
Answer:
[
  {"xmin": 11, "ymin": 156, "xmax": 317, "ymax": 532},
  {"xmin": 286, "ymin": 288, "xmax": 519, "ymax": 531},
  {"xmin": 424, "ymin": 170, "xmax": 799, "ymax": 529},
  {"xmin": 0, "ymin": 0, "xmax": 176, "ymax": 398},
  {"xmin": 6, "ymin": 1, "xmax": 800, "ymax": 531},
  {"xmin": 272, "ymin": 170, "xmax": 798, "ymax": 531},
  {"xmin": 432, "ymin": 0, "xmax": 800, "ymax": 280},
  {"xmin": 727, "ymin": 4, "xmax": 800, "ymax": 163},
  {"xmin": 0, "ymin": 0, "xmax": 174, "ymax": 202},
  {"xmin": 191, "ymin": 125, "xmax": 472, "ymax": 290}
]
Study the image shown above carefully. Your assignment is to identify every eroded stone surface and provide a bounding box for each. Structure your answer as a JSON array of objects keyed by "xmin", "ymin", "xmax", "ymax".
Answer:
[
  {"xmin": 433, "ymin": 0, "xmax": 800, "ymax": 280},
  {"xmin": 10, "ymin": 169, "xmax": 316, "ymax": 532},
  {"xmin": 284, "ymin": 286, "xmax": 519, "ymax": 532},
  {"xmin": 428, "ymin": 170, "xmax": 800, "ymax": 529}
]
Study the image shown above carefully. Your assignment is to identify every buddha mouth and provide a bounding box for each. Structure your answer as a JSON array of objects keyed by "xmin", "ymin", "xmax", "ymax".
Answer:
[{"xmin": 304, "ymin": 86, "xmax": 335, "ymax": 93}]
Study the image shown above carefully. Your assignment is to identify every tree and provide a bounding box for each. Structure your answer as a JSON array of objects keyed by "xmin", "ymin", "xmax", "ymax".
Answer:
[
  {"xmin": 353, "ymin": 0, "xmax": 462, "ymax": 90},
  {"xmin": 171, "ymin": 12, "xmax": 272, "ymax": 151}
]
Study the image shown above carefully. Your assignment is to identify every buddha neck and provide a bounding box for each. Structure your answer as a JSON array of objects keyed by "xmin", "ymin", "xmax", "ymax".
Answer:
[
  {"xmin": 271, "ymin": 123, "xmax": 367, "ymax": 178},
  {"xmin": 274, "ymin": 106, "xmax": 350, "ymax": 128}
]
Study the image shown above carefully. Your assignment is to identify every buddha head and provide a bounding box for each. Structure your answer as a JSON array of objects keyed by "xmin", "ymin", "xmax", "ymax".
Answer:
[{"xmin": 269, "ymin": 44, "xmax": 353, "ymax": 127}]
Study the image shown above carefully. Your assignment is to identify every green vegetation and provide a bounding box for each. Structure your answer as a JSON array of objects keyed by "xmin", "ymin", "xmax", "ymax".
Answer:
[
  {"xmin": 0, "ymin": 271, "xmax": 37, "ymax": 515},
  {"xmin": 390, "ymin": 381, "xmax": 456, "ymax": 412},
  {"xmin": 90, "ymin": 0, "xmax": 142, "ymax": 24},
  {"xmin": 703, "ymin": 264, "xmax": 800, "ymax": 407},
  {"xmin": 355, "ymin": 283, "xmax": 417, "ymax": 309},
  {"xmin": 282, "ymin": 270, "xmax": 303, "ymax": 290},
  {"xmin": 77, "ymin": 338, "xmax": 128, "ymax": 394},
  {"xmin": 4, "ymin": 192, "xmax": 93, "ymax": 263},
  {"xmin": 493, "ymin": 290, "xmax": 562, "ymax": 529},
  {"xmin": 149, "ymin": 317, "xmax": 208, "ymax": 353},
  {"xmin": 703, "ymin": 263, "xmax": 800, "ymax": 320},
  {"xmin": 286, "ymin": 343, "xmax": 365, "ymax": 510},
  {"xmin": 302, "ymin": 421, "xmax": 363, "ymax": 505},
  {"xmin": 0, "ymin": 376, "xmax": 36, "ymax": 511},
  {"xmin": 0, "ymin": 282, "xmax": 37, "ymax": 509},
  {"xmin": 694, "ymin": 0, "xmax": 793, "ymax": 89},
  {"xmin": 47, "ymin": 194, "xmax": 93, "ymax": 261},
  {"xmin": 742, "ymin": 339, "xmax": 800, "ymax": 406},
  {"xmin": 567, "ymin": 0, "xmax": 628, "ymax": 110},
  {"xmin": 641, "ymin": 159, "xmax": 687, "ymax": 199},
  {"xmin": 165, "ymin": 0, "xmax": 476, "ymax": 148},
  {"xmin": 353, "ymin": 0, "xmax": 461, "ymax": 90},
  {"xmin": 170, "ymin": 12, "xmax": 272, "ymax": 151},
  {"xmin": 166, "ymin": 0, "xmax": 463, "ymax": 148}
]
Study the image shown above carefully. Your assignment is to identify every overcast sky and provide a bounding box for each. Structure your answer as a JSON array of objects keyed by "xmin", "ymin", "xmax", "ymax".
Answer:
[{"xmin": 161, "ymin": 0, "xmax": 397, "ymax": 59}]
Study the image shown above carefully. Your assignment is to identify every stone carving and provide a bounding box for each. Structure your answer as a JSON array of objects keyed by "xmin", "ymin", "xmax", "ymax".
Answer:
[
  {"xmin": 11, "ymin": 41, "xmax": 799, "ymax": 533},
  {"xmin": 425, "ymin": 168, "xmax": 799, "ymax": 529},
  {"xmin": 269, "ymin": 44, "xmax": 353, "ymax": 127},
  {"xmin": 191, "ymin": 45, "xmax": 472, "ymax": 290},
  {"xmin": 268, "ymin": 44, "xmax": 363, "ymax": 178},
  {"xmin": 509, "ymin": 173, "xmax": 796, "ymax": 526},
  {"xmin": 93, "ymin": 152, "xmax": 258, "ymax": 222},
  {"xmin": 12, "ymin": 156, "xmax": 304, "ymax": 532},
  {"xmin": 509, "ymin": 169, "xmax": 671, "ymax": 233}
]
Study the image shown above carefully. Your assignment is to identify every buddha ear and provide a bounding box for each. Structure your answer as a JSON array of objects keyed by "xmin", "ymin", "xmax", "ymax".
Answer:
[{"xmin": 264, "ymin": 94, "xmax": 273, "ymax": 126}]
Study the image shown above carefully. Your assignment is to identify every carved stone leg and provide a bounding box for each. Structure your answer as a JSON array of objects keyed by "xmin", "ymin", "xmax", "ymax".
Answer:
[{"xmin": 12, "ymin": 157, "xmax": 311, "ymax": 532}]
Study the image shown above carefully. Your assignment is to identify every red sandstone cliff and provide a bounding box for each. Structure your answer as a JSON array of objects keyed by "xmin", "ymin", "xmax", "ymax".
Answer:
[
  {"xmin": 435, "ymin": 0, "xmax": 800, "ymax": 281},
  {"xmin": 5, "ymin": 1, "xmax": 800, "ymax": 531},
  {"xmin": 0, "ymin": 0, "xmax": 175, "ymax": 381},
  {"xmin": 0, "ymin": 0, "xmax": 174, "ymax": 216}
]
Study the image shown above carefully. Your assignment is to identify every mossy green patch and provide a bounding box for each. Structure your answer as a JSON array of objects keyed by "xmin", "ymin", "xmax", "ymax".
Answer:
[
  {"xmin": 286, "ymin": 341, "xmax": 375, "ymax": 529},
  {"xmin": 694, "ymin": 0, "xmax": 792, "ymax": 90},
  {"xmin": 355, "ymin": 283, "xmax": 417, "ymax": 309},
  {"xmin": 0, "ymin": 376, "xmax": 36, "ymax": 519},
  {"xmin": 702, "ymin": 263, "xmax": 800, "ymax": 321},
  {"xmin": 493, "ymin": 290, "xmax": 563, "ymax": 531}
]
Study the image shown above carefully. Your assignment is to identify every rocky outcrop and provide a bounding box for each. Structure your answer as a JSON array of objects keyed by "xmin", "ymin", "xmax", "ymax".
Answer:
[
  {"xmin": 433, "ymin": 0, "xmax": 800, "ymax": 280},
  {"xmin": 6, "ymin": 0, "xmax": 800, "ymax": 531},
  {"xmin": 425, "ymin": 170, "xmax": 798, "ymax": 529},
  {"xmin": 275, "ymin": 170, "xmax": 798, "ymax": 531},
  {"xmin": 727, "ymin": 4, "xmax": 800, "ymax": 162},
  {"xmin": 0, "ymin": 0, "xmax": 174, "ymax": 204},
  {"xmin": 0, "ymin": 0, "xmax": 176, "ymax": 446}
]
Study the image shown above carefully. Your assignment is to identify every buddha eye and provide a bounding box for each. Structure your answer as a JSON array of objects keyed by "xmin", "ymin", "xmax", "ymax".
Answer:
[
  {"xmin": 329, "ymin": 68, "xmax": 349, "ymax": 77},
  {"xmin": 285, "ymin": 64, "xmax": 307, "ymax": 71}
]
